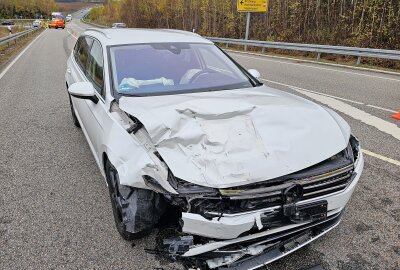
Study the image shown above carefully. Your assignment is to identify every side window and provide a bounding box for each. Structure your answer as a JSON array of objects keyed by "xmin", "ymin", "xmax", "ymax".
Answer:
[
  {"xmin": 75, "ymin": 37, "xmax": 93, "ymax": 73},
  {"xmin": 73, "ymin": 39, "xmax": 81, "ymax": 60},
  {"xmin": 87, "ymin": 40, "xmax": 104, "ymax": 95}
]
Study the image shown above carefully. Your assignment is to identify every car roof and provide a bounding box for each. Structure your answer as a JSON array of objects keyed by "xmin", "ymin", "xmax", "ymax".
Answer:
[{"xmin": 84, "ymin": 28, "xmax": 213, "ymax": 46}]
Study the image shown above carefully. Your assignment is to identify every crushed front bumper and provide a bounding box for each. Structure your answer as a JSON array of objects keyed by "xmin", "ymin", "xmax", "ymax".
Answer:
[
  {"xmin": 172, "ymin": 152, "xmax": 364, "ymax": 269},
  {"xmin": 182, "ymin": 151, "xmax": 363, "ymax": 244},
  {"xmin": 214, "ymin": 211, "xmax": 342, "ymax": 269}
]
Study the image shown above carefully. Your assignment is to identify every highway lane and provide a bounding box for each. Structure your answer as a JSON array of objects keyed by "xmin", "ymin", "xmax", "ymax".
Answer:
[
  {"xmin": 0, "ymin": 11, "xmax": 399, "ymax": 270},
  {"xmin": 0, "ymin": 26, "xmax": 181, "ymax": 270}
]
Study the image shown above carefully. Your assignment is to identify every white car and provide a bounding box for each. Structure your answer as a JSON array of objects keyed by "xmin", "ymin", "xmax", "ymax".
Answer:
[
  {"xmin": 111, "ymin": 22, "xmax": 127, "ymax": 28},
  {"xmin": 32, "ymin": 19, "xmax": 41, "ymax": 28},
  {"xmin": 66, "ymin": 14, "xmax": 72, "ymax": 22},
  {"xmin": 65, "ymin": 28, "xmax": 363, "ymax": 269}
]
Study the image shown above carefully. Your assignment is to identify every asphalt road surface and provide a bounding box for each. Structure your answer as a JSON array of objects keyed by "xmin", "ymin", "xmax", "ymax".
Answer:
[{"xmin": 1, "ymin": 10, "xmax": 399, "ymax": 270}]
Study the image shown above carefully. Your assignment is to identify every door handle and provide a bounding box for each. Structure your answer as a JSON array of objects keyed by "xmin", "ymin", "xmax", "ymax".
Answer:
[{"xmin": 67, "ymin": 68, "xmax": 71, "ymax": 74}]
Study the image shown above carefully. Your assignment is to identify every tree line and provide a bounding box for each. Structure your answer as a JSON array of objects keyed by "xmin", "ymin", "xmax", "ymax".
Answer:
[
  {"xmin": 0, "ymin": 0, "xmax": 57, "ymax": 19},
  {"xmin": 88, "ymin": 0, "xmax": 400, "ymax": 50}
]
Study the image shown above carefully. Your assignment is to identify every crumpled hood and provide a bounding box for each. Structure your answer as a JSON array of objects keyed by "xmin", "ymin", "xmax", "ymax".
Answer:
[{"xmin": 119, "ymin": 86, "xmax": 350, "ymax": 188}]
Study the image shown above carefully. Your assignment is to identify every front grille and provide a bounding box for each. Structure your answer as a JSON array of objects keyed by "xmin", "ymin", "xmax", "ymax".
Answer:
[
  {"xmin": 189, "ymin": 164, "xmax": 354, "ymax": 216},
  {"xmin": 300, "ymin": 164, "xmax": 354, "ymax": 200}
]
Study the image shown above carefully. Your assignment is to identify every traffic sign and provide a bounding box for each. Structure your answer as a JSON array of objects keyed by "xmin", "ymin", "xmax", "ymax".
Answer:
[{"xmin": 238, "ymin": 0, "xmax": 268, "ymax": 12}]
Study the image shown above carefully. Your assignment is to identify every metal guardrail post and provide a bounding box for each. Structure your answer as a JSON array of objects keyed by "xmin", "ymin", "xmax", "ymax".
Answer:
[
  {"xmin": 317, "ymin": 53, "xmax": 321, "ymax": 60},
  {"xmin": 357, "ymin": 56, "xmax": 362, "ymax": 65}
]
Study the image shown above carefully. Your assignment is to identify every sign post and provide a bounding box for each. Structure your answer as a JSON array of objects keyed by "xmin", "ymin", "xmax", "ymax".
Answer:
[
  {"xmin": 245, "ymin": 12, "xmax": 251, "ymax": 41},
  {"xmin": 237, "ymin": 0, "xmax": 268, "ymax": 50}
]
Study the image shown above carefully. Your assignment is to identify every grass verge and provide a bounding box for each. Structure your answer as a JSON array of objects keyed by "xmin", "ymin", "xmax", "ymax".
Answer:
[
  {"xmin": 0, "ymin": 29, "xmax": 43, "ymax": 71},
  {"xmin": 0, "ymin": 26, "xmax": 27, "ymax": 39}
]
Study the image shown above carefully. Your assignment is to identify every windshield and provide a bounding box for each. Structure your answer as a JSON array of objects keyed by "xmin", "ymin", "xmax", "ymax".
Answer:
[{"xmin": 109, "ymin": 43, "xmax": 254, "ymax": 96}]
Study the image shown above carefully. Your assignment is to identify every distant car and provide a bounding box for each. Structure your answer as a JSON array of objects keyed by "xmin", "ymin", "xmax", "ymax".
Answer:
[
  {"xmin": 48, "ymin": 19, "xmax": 65, "ymax": 29},
  {"xmin": 111, "ymin": 23, "xmax": 127, "ymax": 28},
  {"xmin": 65, "ymin": 28, "xmax": 364, "ymax": 269},
  {"xmin": 66, "ymin": 14, "xmax": 72, "ymax": 22},
  {"xmin": 33, "ymin": 20, "xmax": 41, "ymax": 28},
  {"xmin": 1, "ymin": 20, "xmax": 14, "ymax": 25}
]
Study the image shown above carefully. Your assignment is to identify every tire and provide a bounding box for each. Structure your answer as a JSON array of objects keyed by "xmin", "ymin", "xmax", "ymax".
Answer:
[
  {"xmin": 68, "ymin": 94, "xmax": 80, "ymax": 128},
  {"xmin": 55, "ymin": 26, "xmax": 58, "ymax": 29},
  {"xmin": 105, "ymin": 159, "xmax": 152, "ymax": 240}
]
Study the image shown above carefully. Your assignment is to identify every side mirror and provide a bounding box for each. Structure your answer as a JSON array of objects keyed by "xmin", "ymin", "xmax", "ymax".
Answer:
[
  {"xmin": 68, "ymin": 82, "xmax": 99, "ymax": 104},
  {"xmin": 248, "ymin": 69, "xmax": 261, "ymax": 80}
]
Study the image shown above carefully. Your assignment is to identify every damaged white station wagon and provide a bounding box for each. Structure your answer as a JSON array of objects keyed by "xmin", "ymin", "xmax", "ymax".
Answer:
[{"xmin": 65, "ymin": 28, "xmax": 364, "ymax": 269}]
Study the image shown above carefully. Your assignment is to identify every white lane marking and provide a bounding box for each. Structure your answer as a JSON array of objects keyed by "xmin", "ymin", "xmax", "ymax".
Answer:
[
  {"xmin": 290, "ymin": 87, "xmax": 400, "ymax": 140},
  {"xmin": 232, "ymin": 53, "xmax": 400, "ymax": 82},
  {"xmin": 262, "ymin": 79, "xmax": 365, "ymax": 104},
  {"xmin": 362, "ymin": 150, "xmax": 400, "ymax": 166},
  {"xmin": 67, "ymin": 29, "xmax": 78, "ymax": 40},
  {"xmin": 0, "ymin": 29, "xmax": 47, "ymax": 81},
  {"xmin": 226, "ymin": 49, "xmax": 400, "ymax": 77},
  {"xmin": 262, "ymin": 78, "xmax": 397, "ymax": 112},
  {"xmin": 366, "ymin": 104, "xmax": 397, "ymax": 113}
]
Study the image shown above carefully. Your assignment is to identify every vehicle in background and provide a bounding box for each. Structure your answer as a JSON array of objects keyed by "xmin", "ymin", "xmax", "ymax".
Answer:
[
  {"xmin": 33, "ymin": 20, "xmax": 42, "ymax": 28},
  {"xmin": 1, "ymin": 20, "xmax": 14, "ymax": 26},
  {"xmin": 49, "ymin": 12, "xmax": 65, "ymax": 29},
  {"xmin": 48, "ymin": 18, "xmax": 65, "ymax": 29},
  {"xmin": 66, "ymin": 14, "xmax": 72, "ymax": 22},
  {"xmin": 111, "ymin": 23, "xmax": 127, "ymax": 28}
]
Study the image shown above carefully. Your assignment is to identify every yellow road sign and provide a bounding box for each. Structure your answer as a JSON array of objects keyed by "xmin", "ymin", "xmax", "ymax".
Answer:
[{"xmin": 238, "ymin": 0, "xmax": 268, "ymax": 12}]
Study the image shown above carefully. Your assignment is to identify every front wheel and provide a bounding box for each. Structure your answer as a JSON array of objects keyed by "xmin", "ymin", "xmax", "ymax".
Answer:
[
  {"xmin": 68, "ymin": 94, "xmax": 80, "ymax": 128},
  {"xmin": 105, "ymin": 160, "xmax": 155, "ymax": 240}
]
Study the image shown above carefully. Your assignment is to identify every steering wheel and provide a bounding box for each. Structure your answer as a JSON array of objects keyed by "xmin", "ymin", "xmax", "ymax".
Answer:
[{"xmin": 189, "ymin": 69, "xmax": 216, "ymax": 83}]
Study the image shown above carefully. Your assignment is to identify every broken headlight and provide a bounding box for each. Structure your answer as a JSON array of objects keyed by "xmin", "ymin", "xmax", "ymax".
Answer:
[
  {"xmin": 350, "ymin": 135, "xmax": 360, "ymax": 161},
  {"xmin": 143, "ymin": 175, "xmax": 172, "ymax": 194},
  {"xmin": 167, "ymin": 173, "xmax": 218, "ymax": 195},
  {"xmin": 165, "ymin": 173, "xmax": 218, "ymax": 212}
]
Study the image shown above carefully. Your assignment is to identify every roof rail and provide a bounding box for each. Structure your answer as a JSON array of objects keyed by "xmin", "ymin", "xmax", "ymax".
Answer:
[
  {"xmin": 161, "ymin": 28, "xmax": 201, "ymax": 37},
  {"xmin": 86, "ymin": 28, "xmax": 110, "ymax": 39}
]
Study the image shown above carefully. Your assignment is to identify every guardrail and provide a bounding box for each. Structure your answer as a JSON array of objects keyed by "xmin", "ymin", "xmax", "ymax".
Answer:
[
  {"xmin": 207, "ymin": 37, "xmax": 400, "ymax": 64},
  {"xmin": 81, "ymin": 14, "xmax": 107, "ymax": 29},
  {"xmin": 0, "ymin": 28, "xmax": 39, "ymax": 48},
  {"xmin": 78, "ymin": 12, "xmax": 400, "ymax": 65}
]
